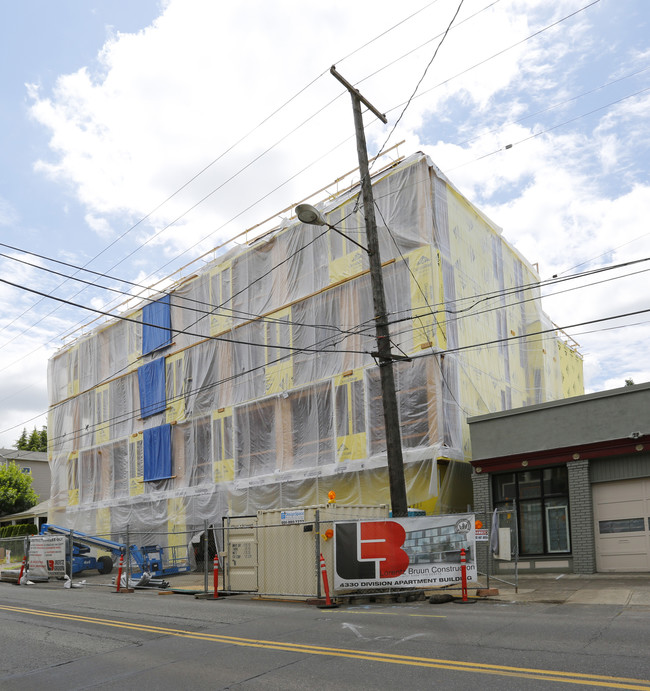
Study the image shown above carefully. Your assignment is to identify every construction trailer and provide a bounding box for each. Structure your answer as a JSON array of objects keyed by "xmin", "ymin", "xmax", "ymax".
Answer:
[{"xmin": 46, "ymin": 152, "xmax": 583, "ymax": 543}]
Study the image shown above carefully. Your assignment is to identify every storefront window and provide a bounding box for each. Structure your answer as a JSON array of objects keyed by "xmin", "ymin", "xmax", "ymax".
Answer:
[
  {"xmin": 545, "ymin": 499, "xmax": 570, "ymax": 552},
  {"xmin": 543, "ymin": 466, "xmax": 569, "ymax": 495},
  {"xmin": 520, "ymin": 500, "xmax": 544, "ymax": 553},
  {"xmin": 493, "ymin": 466, "xmax": 570, "ymax": 556}
]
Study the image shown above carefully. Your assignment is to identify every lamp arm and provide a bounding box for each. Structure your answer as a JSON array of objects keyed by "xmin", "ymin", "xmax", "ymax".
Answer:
[{"xmin": 327, "ymin": 223, "xmax": 370, "ymax": 255}]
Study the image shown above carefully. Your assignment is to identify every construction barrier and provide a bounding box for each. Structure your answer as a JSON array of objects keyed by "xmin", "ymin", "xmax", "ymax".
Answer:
[
  {"xmin": 115, "ymin": 553, "xmax": 124, "ymax": 593},
  {"xmin": 460, "ymin": 548, "xmax": 468, "ymax": 602},
  {"xmin": 318, "ymin": 553, "xmax": 338, "ymax": 609}
]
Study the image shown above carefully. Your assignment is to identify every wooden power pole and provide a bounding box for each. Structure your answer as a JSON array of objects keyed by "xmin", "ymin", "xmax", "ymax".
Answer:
[{"xmin": 330, "ymin": 65, "xmax": 409, "ymax": 518}]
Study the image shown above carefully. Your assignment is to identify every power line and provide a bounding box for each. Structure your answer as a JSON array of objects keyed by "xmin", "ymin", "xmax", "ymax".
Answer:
[
  {"xmin": 2, "ymin": 0, "xmax": 604, "ymax": 355},
  {"xmin": 447, "ymin": 85, "xmax": 650, "ymax": 172},
  {"xmin": 29, "ymin": 312, "xmax": 368, "ymax": 452},
  {"xmin": 409, "ymin": 306, "xmax": 650, "ymax": 360},
  {"xmin": 0, "ymin": 276, "xmax": 367, "ymax": 359},
  {"xmin": 378, "ymin": 0, "xmax": 602, "ymax": 124},
  {"xmin": 37, "ymin": 300, "xmax": 650, "ymax": 452},
  {"xmin": 4, "ymin": 1, "xmax": 453, "ymax": 343},
  {"xmin": 453, "ymin": 63, "xmax": 650, "ymax": 149},
  {"xmin": 0, "ymin": 241, "xmax": 354, "ymax": 337},
  {"xmin": 6, "ymin": 240, "xmax": 650, "ymax": 446},
  {"xmin": 2, "ymin": 0, "xmax": 640, "ymax": 444},
  {"xmin": 373, "ymin": 0, "xmax": 466, "ymax": 162}
]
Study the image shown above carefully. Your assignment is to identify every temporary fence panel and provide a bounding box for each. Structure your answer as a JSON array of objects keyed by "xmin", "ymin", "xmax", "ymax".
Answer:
[
  {"xmin": 474, "ymin": 508, "xmax": 519, "ymax": 590},
  {"xmin": 26, "ymin": 535, "xmax": 67, "ymax": 581},
  {"xmin": 0, "ymin": 536, "xmax": 28, "ymax": 566}
]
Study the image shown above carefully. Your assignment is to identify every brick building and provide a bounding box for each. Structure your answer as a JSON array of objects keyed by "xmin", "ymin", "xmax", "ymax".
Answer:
[{"xmin": 470, "ymin": 381, "xmax": 650, "ymax": 574}]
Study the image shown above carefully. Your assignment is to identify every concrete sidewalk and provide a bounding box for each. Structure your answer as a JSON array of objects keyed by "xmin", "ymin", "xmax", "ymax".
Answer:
[
  {"xmin": 477, "ymin": 573, "xmax": 650, "ymax": 606},
  {"xmin": 161, "ymin": 570, "xmax": 650, "ymax": 607},
  {"xmin": 3, "ymin": 566, "xmax": 649, "ymax": 607}
]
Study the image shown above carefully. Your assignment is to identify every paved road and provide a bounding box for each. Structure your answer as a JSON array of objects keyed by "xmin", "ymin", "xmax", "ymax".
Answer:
[{"xmin": 1, "ymin": 582, "xmax": 649, "ymax": 690}]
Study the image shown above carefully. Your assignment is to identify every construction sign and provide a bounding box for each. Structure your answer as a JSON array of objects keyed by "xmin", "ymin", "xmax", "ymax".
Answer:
[
  {"xmin": 28, "ymin": 535, "xmax": 66, "ymax": 581},
  {"xmin": 333, "ymin": 514, "xmax": 476, "ymax": 590}
]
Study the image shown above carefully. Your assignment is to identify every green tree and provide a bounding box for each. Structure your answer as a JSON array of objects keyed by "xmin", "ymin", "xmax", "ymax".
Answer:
[
  {"xmin": 27, "ymin": 427, "xmax": 43, "ymax": 451},
  {"xmin": 14, "ymin": 426, "xmax": 47, "ymax": 452},
  {"xmin": 0, "ymin": 462, "xmax": 38, "ymax": 517},
  {"xmin": 14, "ymin": 428, "xmax": 29, "ymax": 450},
  {"xmin": 27, "ymin": 428, "xmax": 42, "ymax": 451},
  {"xmin": 625, "ymin": 378, "xmax": 635, "ymax": 387},
  {"xmin": 39, "ymin": 426, "xmax": 48, "ymax": 453}
]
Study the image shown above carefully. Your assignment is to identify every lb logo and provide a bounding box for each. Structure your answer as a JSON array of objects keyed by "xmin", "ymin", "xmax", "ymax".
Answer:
[{"xmin": 335, "ymin": 521, "xmax": 410, "ymax": 580}]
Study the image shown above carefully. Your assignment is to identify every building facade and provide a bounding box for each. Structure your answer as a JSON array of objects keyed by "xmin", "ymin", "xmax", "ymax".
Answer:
[
  {"xmin": 46, "ymin": 153, "xmax": 582, "ymax": 546},
  {"xmin": 469, "ymin": 382, "xmax": 650, "ymax": 574},
  {"xmin": 0, "ymin": 449, "xmax": 50, "ymax": 502}
]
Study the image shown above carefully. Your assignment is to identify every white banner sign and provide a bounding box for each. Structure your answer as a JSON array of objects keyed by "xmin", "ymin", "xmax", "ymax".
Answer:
[
  {"xmin": 28, "ymin": 536, "xmax": 67, "ymax": 581},
  {"xmin": 333, "ymin": 514, "xmax": 476, "ymax": 590}
]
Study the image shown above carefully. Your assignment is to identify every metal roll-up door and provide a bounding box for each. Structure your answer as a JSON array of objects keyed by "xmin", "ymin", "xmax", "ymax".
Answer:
[{"xmin": 593, "ymin": 478, "xmax": 650, "ymax": 572}]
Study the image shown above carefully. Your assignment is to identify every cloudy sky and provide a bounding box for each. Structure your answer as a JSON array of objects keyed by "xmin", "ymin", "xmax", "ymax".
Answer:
[{"xmin": 1, "ymin": 0, "xmax": 648, "ymax": 447}]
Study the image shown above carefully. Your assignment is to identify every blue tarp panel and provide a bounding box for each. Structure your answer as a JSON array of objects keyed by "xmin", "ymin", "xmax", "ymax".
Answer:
[
  {"xmin": 137, "ymin": 358, "xmax": 166, "ymax": 418},
  {"xmin": 143, "ymin": 424, "xmax": 172, "ymax": 481},
  {"xmin": 142, "ymin": 294, "xmax": 171, "ymax": 354}
]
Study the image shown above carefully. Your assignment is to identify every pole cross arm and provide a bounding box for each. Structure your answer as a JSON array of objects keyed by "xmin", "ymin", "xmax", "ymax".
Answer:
[
  {"xmin": 330, "ymin": 66, "xmax": 388, "ymax": 124},
  {"xmin": 370, "ymin": 351, "xmax": 412, "ymax": 363}
]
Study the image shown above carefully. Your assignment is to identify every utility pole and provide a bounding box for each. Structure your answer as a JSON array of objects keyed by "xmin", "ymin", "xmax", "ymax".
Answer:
[{"xmin": 330, "ymin": 65, "xmax": 409, "ymax": 518}]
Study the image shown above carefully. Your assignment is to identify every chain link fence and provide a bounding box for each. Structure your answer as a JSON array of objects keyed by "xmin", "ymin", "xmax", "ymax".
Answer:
[
  {"xmin": 0, "ymin": 536, "xmax": 28, "ymax": 566},
  {"xmin": 474, "ymin": 506, "xmax": 519, "ymax": 591},
  {"xmin": 8, "ymin": 510, "xmax": 515, "ymax": 597}
]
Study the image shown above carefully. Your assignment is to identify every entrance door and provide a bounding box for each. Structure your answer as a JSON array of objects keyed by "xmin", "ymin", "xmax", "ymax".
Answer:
[
  {"xmin": 593, "ymin": 478, "xmax": 650, "ymax": 572},
  {"xmin": 224, "ymin": 516, "xmax": 258, "ymax": 591}
]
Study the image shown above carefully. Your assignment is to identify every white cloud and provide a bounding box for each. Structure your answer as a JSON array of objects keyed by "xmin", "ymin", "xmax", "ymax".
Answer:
[
  {"xmin": 85, "ymin": 213, "xmax": 114, "ymax": 238},
  {"xmin": 29, "ymin": 1, "xmax": 576, "ymax": 255},
  {"xmin": 17, "ymin": 0, "xmax": 650, "ymax": 399}
]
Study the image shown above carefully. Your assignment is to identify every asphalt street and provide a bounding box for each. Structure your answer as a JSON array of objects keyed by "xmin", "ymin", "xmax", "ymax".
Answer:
[{"xmin": 1, "ymin": 578, "xmax": 649, "ymax": 690}]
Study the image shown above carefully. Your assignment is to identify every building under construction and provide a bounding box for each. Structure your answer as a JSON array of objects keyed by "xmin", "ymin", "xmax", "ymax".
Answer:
[{"xmin": 46, "ymin": 152, "xmax": 583, "ymax": 543}]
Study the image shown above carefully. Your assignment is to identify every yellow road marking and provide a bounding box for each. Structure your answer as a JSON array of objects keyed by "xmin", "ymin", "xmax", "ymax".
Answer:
[{"xmin": 1, "ymin": 604, "xmax": 649, "ymax": 689}]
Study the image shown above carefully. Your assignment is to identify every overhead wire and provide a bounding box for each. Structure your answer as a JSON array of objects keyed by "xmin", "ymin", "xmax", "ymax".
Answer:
[
  {"xmin": 3, "ymin": 0, "xmax": 643, "ymax": 443},
  {"xmin": 0, "ymin": 0, "xmax": 603, "ymax": 354},
  {"xmin": 408, "ymin": 305, "xmax": 650, "ymax": 361},
  {"xmin": 0, "ymin": 276, "xmax": 368, "ymax": 358},
  {"xmin": 0, "ymin": 0, "xmax": 450, "ymax": 346},
  {"xmin": 379, "ymin": 0, "xmax": 602, "ymax": 123},
  {"xmin": 372, "ymin": 0, "xmax": 467, "ymax": 164},
  {"xmin": 446, "ymin": 85, "xmax": 650, "ymax": 172},
  {"xmin": 37, "ymin": 294, "xmax": 650, "ymax": 452},
  {"xmin": 114, "ymin": 0, "xmax": 609, "ymax": 325},
  {"xmin": 373, "ymin": 200, "xmax": 476, "ymax": 416},
  {"xmin": 0, "ymin": 240, "xmax": 359, "ymax": 337},
  {"xmin": 21, "ymin": 301, "xmax": 372, "ymax": 452},
  {"xmin": 6, "ymin": 238, "xmax": 650, "ymax": 445},
  {"xmin": 452, "ymin": 63, "xmax": 650, "ymax": 149}
]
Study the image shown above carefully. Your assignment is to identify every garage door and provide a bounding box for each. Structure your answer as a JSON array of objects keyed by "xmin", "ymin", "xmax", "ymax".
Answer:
[{"xmin": 593, "ymin": 478, "xmax": 650, "ymax": 572}]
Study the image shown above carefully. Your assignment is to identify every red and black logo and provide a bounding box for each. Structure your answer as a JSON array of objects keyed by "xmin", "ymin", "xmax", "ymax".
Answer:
[{"xmin": 335, "ymin": 521, "xmax": 410, "ymax": 580}]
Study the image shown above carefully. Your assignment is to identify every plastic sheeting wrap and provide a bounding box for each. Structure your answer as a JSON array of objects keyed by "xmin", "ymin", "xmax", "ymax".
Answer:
[{"xmin": 46, "ymin": 153, "xmax": 582, "ymax": 540}]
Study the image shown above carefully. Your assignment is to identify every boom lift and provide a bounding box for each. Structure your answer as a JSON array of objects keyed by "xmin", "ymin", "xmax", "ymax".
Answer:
[{"xmin": 39, "ymin": 524, "xmax": 190, "ymax": 578}]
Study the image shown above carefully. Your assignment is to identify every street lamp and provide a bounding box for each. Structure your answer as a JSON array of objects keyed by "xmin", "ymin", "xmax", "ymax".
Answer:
[
  {"xmin": 295, "ymin": 203, "xmax": 369, "ymax": 254},
  {"xmin": 295, "ymin": 200, "xmax": 410, "ymax": 517}
]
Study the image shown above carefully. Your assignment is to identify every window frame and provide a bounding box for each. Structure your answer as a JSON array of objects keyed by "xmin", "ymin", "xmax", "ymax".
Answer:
[{"xmin": 492, "ymin": 466, "xmax": 571, "ymax": 557}]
